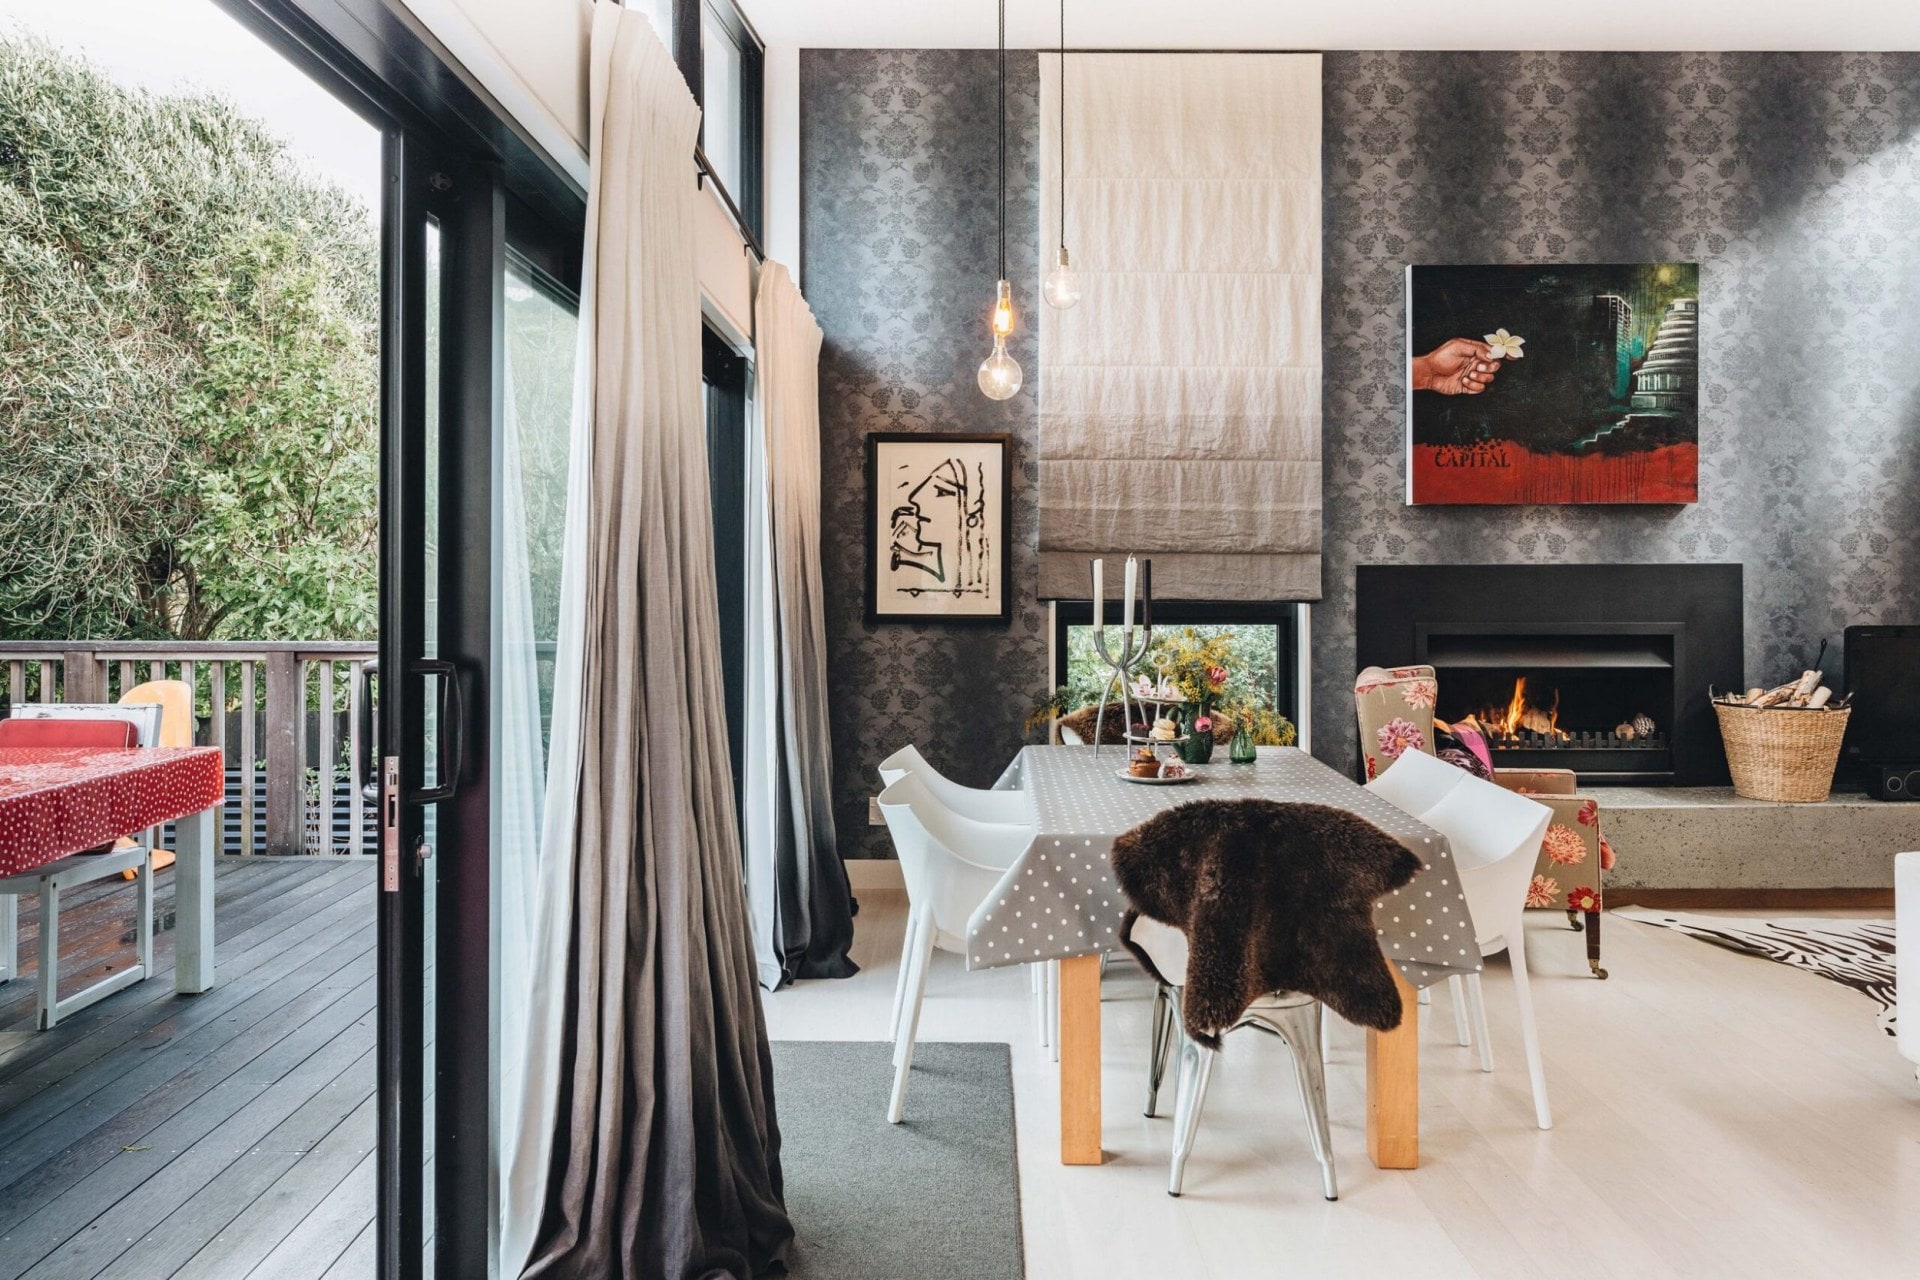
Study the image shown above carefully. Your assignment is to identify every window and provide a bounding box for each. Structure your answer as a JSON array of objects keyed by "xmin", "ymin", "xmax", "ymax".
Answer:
[
  {"xmin": 700, "ymin": 3, "xmax": 744, "ymax": 197},
  {"xmin": 703, "ymin": 325, "xmax": 750, "ymax": 807},
  {"xmin": 654, "ymin": 0, "xmax": 764, "ymax": 244},
  {"xmin": 1051, "ymin": 602, "xmax": 1303, "ymax": 739}
]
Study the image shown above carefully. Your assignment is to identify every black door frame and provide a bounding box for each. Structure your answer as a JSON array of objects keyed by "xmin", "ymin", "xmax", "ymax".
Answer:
[
  {"xmin": 210, "ymin": 4, "xmax": 583, "ymax": 1278},
  {"xmin": 703, "ymin": 325, "xmax": 750, "ymax": 811},
  {"xmin": 427, "ymin": 152, "xmax": 505, "ymax": 1280},
  {"xmin": 375, "ymin": 126, "xmax": 432, "ymax": 1280}
]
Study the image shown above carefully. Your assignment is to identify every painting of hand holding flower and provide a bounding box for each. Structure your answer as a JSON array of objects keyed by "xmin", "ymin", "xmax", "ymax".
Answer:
[{"xmin": 1406, "ymin": 262, "xmax": 1699, "ymax": 505}]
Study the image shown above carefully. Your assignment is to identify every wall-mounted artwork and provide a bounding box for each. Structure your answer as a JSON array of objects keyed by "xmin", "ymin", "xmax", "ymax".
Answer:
[
  {"xmin": 1406, "ymin": 263, "xmax": 1699, "ymax": 505},
  {"xmin": 865, "ymin": 433, "xmax": 1011, "ymax": 624}
]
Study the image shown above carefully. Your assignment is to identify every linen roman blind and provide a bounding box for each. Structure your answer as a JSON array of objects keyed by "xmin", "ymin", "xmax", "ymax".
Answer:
[{"xmin": 1036, "ymin": 53, "xmax": 1323, "ymax": 602}]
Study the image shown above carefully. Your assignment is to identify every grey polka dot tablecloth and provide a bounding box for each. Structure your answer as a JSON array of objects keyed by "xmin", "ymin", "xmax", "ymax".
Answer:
[{"xmin": 970, "ymin": 746, "xmax": 1482, "ymax": 989}]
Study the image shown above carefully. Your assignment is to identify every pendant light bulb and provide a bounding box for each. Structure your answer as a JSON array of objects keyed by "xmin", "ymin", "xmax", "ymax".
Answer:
[
  {"xmin": 1043, "ymin": 246, "xmax": 1081, "ymax": 310},
  {"xmin": 991, "ymin": 277, "xmax": 1016, "ymax": 337},
  {"xmin": 978, "ymin": 334, "xmax": 1023, "ymax": 401}
]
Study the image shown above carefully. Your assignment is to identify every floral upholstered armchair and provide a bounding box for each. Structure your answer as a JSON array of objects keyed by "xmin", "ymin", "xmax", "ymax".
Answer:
[{"xmin": 1354, "ymin": 665, "xmax": 1612, "ymax": 979}]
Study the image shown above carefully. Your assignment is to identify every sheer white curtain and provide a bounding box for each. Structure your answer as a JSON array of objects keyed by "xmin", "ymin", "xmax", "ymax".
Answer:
[
  {"xmin": 744, "ymin": 262, "xmax": 856, "ymax": 988},
  {"xmin": 497, "ymin": 54, "xmax": 602, "ymax": 1280}
]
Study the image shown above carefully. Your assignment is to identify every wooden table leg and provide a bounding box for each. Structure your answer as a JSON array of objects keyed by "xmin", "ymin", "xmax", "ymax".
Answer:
[
  {"xmin": 1057, "ymin": 953, "xmax": 1103, "ymax": 1165},
  {"xmin": 174, "ymin": 806, "xmax": 216, "ymax": 995},
  {"xmin": 1366, "ymin": 963, "xmax": 1419, "ymax": 1169}
]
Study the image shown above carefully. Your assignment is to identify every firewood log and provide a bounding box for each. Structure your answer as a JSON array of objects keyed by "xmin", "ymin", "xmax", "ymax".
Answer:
[
  {"xmin": 1744, "ymin": 687, "xmax": 1764, "ymax": 703},
  {"xmin": 1806, "ymin": 686, "xmax": 1833, "ymax": 709},
  {"xmin": 1787, "ymin": 669, "xmax": 1822, "ymax": 706},
  {"xmin": 1750, "ymin": 682, "xmax": 1799, "ymax": 709}
]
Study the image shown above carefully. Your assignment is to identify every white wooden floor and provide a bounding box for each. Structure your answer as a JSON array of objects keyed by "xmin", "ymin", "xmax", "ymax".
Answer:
[{"xmin": 763, "ymin": 891, "xmax": 1920, "ymax": 1280}]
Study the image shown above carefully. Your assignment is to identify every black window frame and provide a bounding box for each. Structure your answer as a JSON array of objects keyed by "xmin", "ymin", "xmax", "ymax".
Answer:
[
  {"xmin": 666, "ymin": 0, "xmax": 765, "ymax": 248},
  {"xmin": 1050, "ymin": 600, "xmax": 1302, "ymax": 731},
  {"xmin": 702, "ymin": 324, "xmax": 750, "ymax": 816}
]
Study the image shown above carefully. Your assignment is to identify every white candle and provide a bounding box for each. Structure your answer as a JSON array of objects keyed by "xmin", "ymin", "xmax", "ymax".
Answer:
[
  {"xmin": 1122, "ymin": 556, "xmax": 1137, "ymax": 633},
  {"xmin": 1091, "ymin": 558, "xmax": 1104, "ymax": 632}
]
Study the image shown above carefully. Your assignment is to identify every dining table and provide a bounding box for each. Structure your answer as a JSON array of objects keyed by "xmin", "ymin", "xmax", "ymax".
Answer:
[
  {"xmin": 0, "ymin": 744, "xmax": 227, "ymax": 1020},
  {"xmin": 977, "ymin": 744, "xmax": 1479, "ymax": 1170}
]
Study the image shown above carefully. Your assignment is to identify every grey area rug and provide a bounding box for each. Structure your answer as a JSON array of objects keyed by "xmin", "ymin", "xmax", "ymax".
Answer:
[
  {"xmin": 771, "ymin": 1041, "xmax": 1023, "ymax": 1279},
  {"xmin": 1618, "ymin": 909, "xmax": 1897, "ymax": 1035}
]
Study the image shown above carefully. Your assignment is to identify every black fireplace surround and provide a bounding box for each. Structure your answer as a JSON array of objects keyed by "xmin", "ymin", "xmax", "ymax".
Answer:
[{"xmin": 1355, "ymin": 564, "xmax": 1742, "ymax": 785}]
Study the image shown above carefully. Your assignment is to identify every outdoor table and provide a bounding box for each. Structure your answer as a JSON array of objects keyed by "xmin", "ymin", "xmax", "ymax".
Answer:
[
  {"xmin": 0, "ymin": 745, "xmax": 226, "ymax": 1014},
  {"xmin": 978, "ymin": 745, "xmax": 1480, "ymax": 1169}
]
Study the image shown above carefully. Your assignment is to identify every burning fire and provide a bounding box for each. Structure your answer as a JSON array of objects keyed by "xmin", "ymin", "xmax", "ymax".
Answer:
[{"xmin": 1479, "ymin": 677, "xmax": 1567, "ymax": 739}]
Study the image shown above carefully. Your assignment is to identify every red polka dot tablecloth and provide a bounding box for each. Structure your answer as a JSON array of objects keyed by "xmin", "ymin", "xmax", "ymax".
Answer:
[{"xmin": 0, "ymin": 746, "xmax": 226, "ymax": 877}]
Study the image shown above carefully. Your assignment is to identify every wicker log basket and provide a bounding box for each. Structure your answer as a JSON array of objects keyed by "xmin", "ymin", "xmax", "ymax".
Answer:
[{"xmin": 1713, "ymin": 702, "xmax": 1851, "ymax": 803}]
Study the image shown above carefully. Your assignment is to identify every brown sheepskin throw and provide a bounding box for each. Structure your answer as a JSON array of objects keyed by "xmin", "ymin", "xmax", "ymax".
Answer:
[{"xmin": 1112, "ymin": 799, "xmax": 1422, "ymax": 1047}]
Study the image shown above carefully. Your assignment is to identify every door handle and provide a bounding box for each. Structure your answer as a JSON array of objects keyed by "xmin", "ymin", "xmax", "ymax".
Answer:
[
  {"xmin": 359, "ymin": 659, "xmax": 381, "ymax": 802},
  {"xmin": 412, "ymin": 659, "xmax": 465, "ymax": 803}
]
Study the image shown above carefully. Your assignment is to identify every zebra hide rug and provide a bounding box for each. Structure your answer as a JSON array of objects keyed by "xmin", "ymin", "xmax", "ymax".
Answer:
[{"xmin": 1616, "ymin": 910, "xmax": 1897, "ymax": 1036}]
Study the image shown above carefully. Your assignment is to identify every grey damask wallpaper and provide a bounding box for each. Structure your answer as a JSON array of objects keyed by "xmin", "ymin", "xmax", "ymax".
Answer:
[
  {"xmin": 803, "ymin": 49, "xmax": 1043, "ymax": 858},
  {"xmin": 1318, "ymin": 51, "xmax": 1920, "ymax": 773},
  {"xmin": 805, "ymin": 50, "xmax": 1920, "ymax": 850}
]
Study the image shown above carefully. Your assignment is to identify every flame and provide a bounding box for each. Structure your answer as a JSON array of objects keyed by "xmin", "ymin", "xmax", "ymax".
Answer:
[{"xmin": 1483, "ymin": 676, "xmax": 1567, "ymax": 738}]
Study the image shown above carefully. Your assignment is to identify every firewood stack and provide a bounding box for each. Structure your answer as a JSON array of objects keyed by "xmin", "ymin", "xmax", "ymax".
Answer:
[{"xmin": 1711, "ymin": 669, "xmax": 1849, "ymax": 711}]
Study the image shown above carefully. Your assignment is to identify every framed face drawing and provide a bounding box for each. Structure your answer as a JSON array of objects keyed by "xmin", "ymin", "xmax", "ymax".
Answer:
[{"xmin": 865, "ymin": 432, "xmax": 1011, "ymax": 625}]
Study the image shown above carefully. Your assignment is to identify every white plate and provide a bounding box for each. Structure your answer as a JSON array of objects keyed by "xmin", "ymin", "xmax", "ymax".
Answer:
[{"xmin": 1117, "ymin": 768, "xmax": 1200, "ymax": 785}]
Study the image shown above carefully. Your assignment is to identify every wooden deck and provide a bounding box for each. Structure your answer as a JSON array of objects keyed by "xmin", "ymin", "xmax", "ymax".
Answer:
[{"xmin": 0, "ymin": 857, "xmax": 376, "ymax": 1280}]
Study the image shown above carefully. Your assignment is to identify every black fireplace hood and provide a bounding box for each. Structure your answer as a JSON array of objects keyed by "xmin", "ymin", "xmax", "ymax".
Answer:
[{"xmin": 1355, "ymin": 564, "xmax": 1743, "ymax": 785}]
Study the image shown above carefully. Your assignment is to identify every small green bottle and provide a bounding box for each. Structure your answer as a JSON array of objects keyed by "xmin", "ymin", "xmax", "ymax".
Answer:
[{"xmin": 1229, "ymin": 723, "xmax": 1257, "ymax": 764}]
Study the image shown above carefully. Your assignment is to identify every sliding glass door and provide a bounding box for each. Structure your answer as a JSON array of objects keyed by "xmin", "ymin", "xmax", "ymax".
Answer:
[{"xmin": 377, "ymin": 124, "xmax": 583, "ymax": 1277}]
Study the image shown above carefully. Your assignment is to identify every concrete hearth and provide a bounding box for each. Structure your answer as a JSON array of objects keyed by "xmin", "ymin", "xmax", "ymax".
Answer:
[{"xmin": 1601, "ymin": 786, "xmax": 1920, "ymax": 891}]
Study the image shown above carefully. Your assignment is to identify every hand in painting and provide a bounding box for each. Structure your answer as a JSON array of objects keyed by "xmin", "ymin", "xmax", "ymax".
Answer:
[{"xmin": 1411, "ymin": 338, "xmax": 1501, "ymax": 395}]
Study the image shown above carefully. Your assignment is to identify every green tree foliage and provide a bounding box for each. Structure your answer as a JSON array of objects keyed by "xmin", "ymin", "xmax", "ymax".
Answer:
[{"xmin": 0, "ymin": 38, "xmax": 378, "ymax": 641}]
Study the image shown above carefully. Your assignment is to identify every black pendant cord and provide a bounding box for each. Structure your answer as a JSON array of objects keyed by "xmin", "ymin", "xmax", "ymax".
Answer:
[
  {"xmin": 997, "ymin": 0, "xmax": 1007, "ymax": 282},
  {"xmin": 1057, "ymin": 0, "xmax": 1066, "ymax": 255}
]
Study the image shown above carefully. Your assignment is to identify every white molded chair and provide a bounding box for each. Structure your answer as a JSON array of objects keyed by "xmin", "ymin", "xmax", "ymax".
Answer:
[
  {"xmin": 1414, "ymin": 766, "xmax": 1556, "ymax": 1130},
  {"xmin": 876, "ymin": 773, "xmax": 1028, "ymax": 1123},
  {"xmin": 877, "ymin": 745, "xmax": 1051, "ymax": 1049},
  {"xmin": 1131, "ymin": 916, "xmax": 1338, "ymax": 1200},
  {"xmin": 1364, "ymin": 744, "xmax": 1469, "ymax": 817},
  {"xmin": 877, "ymin": 744, "xmax": 1033, "ymax": 826}
]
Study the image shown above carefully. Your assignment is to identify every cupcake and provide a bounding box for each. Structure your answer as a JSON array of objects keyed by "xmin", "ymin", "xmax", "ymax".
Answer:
[{"xmin": 1129, "ymin": 747, "xmax": 1161, "ymax": 778}]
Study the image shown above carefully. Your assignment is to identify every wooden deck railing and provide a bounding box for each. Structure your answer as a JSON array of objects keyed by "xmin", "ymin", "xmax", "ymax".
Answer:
[{"xmin": 0, "ymin": 640, "xmax": 378, "ymax": 857}]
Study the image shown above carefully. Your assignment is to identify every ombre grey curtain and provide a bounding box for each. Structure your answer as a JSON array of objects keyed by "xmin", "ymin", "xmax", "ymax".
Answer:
[
  {"xmin": 743, "ymin": 263, "xmax": 857, "ymax": 990},
  {"xmin": 508, "ymin": 5, "xmax": 790, "ymax": 1276}
]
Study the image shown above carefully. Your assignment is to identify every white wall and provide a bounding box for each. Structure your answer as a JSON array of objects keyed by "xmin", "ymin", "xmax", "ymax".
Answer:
[
  {"xmin": 746, "ymin": 0, "xmax": 1920, "ymax": 51},
  {"xmin": 394, "ymin": 0, "xmax": 591, "ymax": 186},
  {"xmin": 763, "ymin": 44, "xmax": 801, "ymax": 269},
  {"xmin": 396, "ymin": 0, "xmax": 759, "ymax": 339}
]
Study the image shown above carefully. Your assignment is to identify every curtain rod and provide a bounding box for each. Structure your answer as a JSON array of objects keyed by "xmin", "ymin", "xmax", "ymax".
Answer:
[{"xmin": 695, "ymin": 145, "xmax": 766, "ymax": 263}]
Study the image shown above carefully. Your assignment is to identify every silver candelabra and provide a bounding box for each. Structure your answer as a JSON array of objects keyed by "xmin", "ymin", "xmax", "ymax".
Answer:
[{"xmin": 1090, "ymin": 623, "xmax": 1153, "ymax": 758}]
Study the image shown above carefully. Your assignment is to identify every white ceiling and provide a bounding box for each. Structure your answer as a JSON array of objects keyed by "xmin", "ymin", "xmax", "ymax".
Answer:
[{"xmin": 743, "ymin": 0, "xmax": 1920, "ymax": 51}]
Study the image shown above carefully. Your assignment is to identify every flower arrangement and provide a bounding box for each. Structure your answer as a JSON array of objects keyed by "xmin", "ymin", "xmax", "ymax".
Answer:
[
  {"xmin": 1040, "ymin": 624, "xmax": 1300, "ymax": 748},
  {"xmin": 1153, "ymin": 629, "xmax": 1236, "ymax": 707}
]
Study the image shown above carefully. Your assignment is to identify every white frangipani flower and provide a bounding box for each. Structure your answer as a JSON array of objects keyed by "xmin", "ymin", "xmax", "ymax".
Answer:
[{"xmin": 1483, "ymin": 328, "xmax": 1525, "ymax": 359}]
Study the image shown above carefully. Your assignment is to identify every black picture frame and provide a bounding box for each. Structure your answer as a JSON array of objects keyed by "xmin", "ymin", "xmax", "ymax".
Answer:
[{"xmin": 865, "ymin": 432, "xmax": 1012, "ymax": 626}]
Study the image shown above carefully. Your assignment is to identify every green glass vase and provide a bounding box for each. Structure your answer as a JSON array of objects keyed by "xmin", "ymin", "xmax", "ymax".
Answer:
[
  {"xmin": 1230, "ymin": 724, "xmax": 1257, "ymax": 764},
  {"xmin": 1179, "ymin": 707, "xmax": 1215, "ymax": 764}
]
